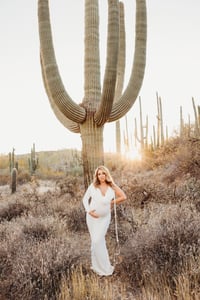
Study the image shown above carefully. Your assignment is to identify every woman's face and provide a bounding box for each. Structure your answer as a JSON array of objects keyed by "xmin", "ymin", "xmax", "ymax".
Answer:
[{"xmin": 97, "ymin": 169, "xmax": 106, "ymax": 183}]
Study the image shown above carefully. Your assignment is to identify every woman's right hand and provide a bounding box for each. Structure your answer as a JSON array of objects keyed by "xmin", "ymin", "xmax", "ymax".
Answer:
[{"xmin": 89, "ymin": 210, "xmax": 99, "ymax": 218}]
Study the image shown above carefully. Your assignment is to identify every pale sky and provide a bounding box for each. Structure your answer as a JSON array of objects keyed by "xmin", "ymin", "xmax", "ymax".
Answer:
[{"xmin": 0, "ymin": 1, "xmax": 200, "ymax": 155}]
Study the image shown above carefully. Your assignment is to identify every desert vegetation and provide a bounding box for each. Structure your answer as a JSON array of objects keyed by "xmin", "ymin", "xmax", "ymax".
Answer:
[{"xmin": 0, "ymin": 136, "xmax": 200, "ymax": 299}]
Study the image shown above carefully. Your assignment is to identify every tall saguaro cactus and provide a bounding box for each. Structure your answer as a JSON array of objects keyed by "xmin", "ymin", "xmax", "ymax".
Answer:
[{"xmin": 38, "ymin": 0, "xmax": 147, "ymax": 187}]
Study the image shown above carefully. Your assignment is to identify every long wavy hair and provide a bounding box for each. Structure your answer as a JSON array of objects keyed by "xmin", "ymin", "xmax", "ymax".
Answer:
[{"xmin": 93, "ymin": 165, "xmax": 114, "ymax": 187}]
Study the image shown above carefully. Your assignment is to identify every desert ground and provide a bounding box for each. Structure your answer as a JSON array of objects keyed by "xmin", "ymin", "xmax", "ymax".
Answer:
[{"xmin": 0, "ymin": 137, "xmax": 200, "ymax": 299}]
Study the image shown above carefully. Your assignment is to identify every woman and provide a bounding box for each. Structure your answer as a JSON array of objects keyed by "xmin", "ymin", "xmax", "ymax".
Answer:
[{"xmin": 82, "ymin": 165, "xmax": 127, "ymax": 276}]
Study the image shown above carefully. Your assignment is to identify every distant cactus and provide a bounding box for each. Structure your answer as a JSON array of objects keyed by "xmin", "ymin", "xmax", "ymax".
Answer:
[
  {"xmin": 11, "ymin": 167, "xmax": 17, "ymax": 193},
  {"xmin": 179, "ymin": 106, "xmax": 184, "ymax": 137},
  {"xmin": 192, "ymin": 97, "xmax": 200, "ymax": 137},
  {"xmin": 138, "ymin": 96, "xmax": 144, "ymax": 149},
  {"xmin": 152, "ymin": 125, "xmax": 156, "ymax": 150},
  {"xmin": 28, "ymin": 143, "xmax": 39, "ymax": 175},
  {"xmin": 9, "ymin": 148, "xmax": 18, "ymax": 172},
  {"xmin": 156, "ymin": 92, "xmax": 164, "ymax": 147},
  {"xmin": 134, "ymin": 97, "xmax": 148, "ymax": 151},
  {"xmin": 165, "ymin": 125, "xmax": 168, "ymax": 142}
]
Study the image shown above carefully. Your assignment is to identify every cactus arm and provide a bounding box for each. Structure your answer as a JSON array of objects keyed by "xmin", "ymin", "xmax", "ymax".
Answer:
[
  {"xmin": 94, "ymin": 0, "xmax": 119, "ymax": 126},
  {"xmin": 40, "ymin": 54, "xmax": 80, "ymax": 133},
  {"xmin": 114, "ymin": 2, "xmax": 126, "ymax": 103},
  {"xmin": 115, "ymin": 2, "xmax": 126, "ymax": 154},
  {"xmin": 38, "ymin": 0, "xmax": 86, "ymax": 124},
  {"xmin": 82, "ymin": 0, "xmax": 101, "ymax": 110},
  {"xmin": 108, "ymin": 0, "xmax": 147, "ymax": 122}
]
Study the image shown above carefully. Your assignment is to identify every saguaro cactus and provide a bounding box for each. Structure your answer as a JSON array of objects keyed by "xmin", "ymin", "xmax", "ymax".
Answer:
[
  {"xmin": 9, "ymin": 148, "xmax": 18, "ymax": 172},
  {"xmin": 134, "ymin": 97, "xmax": 148, "ymax": 152},
  {"xmin": 38, "ymin": 0, "xmax": 147, "ymax": 187},
  {"xmin": 156, "ymin": 92, "xmax": 164, "ymax": 147},
  {"xmin": 28, "ymin": 143, "xmax": 39, "ymax": 175},
  {"xmin": 11, "ymin": 167, "xmax": 17, "ymax": 193},
  {"xmin": 192, "ymin": 97, "xmax": 200, "ymax": 137}
]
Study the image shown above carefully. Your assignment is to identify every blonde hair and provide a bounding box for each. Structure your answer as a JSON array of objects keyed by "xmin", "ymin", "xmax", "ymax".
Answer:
[{"xmin": 93, "ymin": 165, "xmax": 114, "ymax": 187}]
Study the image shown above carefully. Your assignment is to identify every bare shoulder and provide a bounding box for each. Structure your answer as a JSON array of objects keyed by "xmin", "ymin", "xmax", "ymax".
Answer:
[{"xmin": 112, "ymin": 183, "xmax": 125, "ymax": 194}]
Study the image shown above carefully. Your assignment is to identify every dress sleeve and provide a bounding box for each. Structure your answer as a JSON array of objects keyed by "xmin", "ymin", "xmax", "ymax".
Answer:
[{"xmin": 82, "ymin": 184, "xmax": 92, "ymax": 213}]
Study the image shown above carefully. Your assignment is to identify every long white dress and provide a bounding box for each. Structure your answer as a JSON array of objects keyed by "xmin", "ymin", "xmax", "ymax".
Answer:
[{"xmin": 82, "ymin": 183, "xmax": 115, "ymax": 276}]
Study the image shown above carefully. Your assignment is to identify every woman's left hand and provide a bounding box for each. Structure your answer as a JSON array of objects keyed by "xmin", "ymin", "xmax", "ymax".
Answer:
[{"xmin": 110, "ymin": 199, "xmax": 115, "ymax": 209}]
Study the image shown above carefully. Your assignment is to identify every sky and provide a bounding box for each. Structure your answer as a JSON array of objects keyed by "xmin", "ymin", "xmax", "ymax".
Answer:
[{"xmin": 0, "ymin": 0, "xmax": 200, "ymax": 155}]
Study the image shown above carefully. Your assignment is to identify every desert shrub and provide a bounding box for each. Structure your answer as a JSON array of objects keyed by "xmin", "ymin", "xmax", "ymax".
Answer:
[
  {"xmin": 0, "ymin": 247, "xmax": 12, "ymax": 282},
  {"xmin": 22, "ymin": 219, "xmax": 53, "ymax": 241},
  {"xmin": 17, "ymin": 171, "xmax": 32, "ymax": 184},
  {"xmin": 172, "ymin": 138, "xmax": 200, "ymax": 179},
  {"xmin": 134, "ymin": 254, "xmax": 200, "ymax": 300},
  {"xmin": 108, "ymin": 205, "xmax": 134, "ymax": 244},
  {"xmin": 56, "ymin": 176, "xmax": 84, "ymax": 198},
  {"xmin": 67, "ymin": 165, "xmax": 83, "ymax": 177},
  {"xmin": 144, "ymin": 137, "xmax": 200, "ymax": 181},
  {"xmin": 0, "ymin": 214, "xmax": 81, "ymax": 300},
  {"xmin": 0, "ymin": 174, "xmax": 10, "ymax": 185},
  {"xmin": 0, "ymin": 237, "xmax": 80, "ymax": 300},
  {"xmin": 58, "ymin": 204, "xmax": 87, "ymax": 232},
  {"xmin": 142, "ymin": 137, "xmax": 180, "ymax": 170},
  {"xmin": 0, "ymin": 201, "xmax": 29, "ymax": 222},
  {"xmin": 120, "ymin": 206, "xmax": 200, "ymax": 291},
  {"xmin": 36, "ymin": 168, "xmax": 64, "ymax": 180},
  {"xmin": 0, "ymin": 154, "xmax": 9, "ymax": 169}
]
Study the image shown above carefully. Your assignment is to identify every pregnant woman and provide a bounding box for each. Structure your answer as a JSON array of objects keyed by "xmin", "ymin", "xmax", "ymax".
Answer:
[{"xmin": 82, "ymin": 165, "xmax": 126, "ymax": 276}]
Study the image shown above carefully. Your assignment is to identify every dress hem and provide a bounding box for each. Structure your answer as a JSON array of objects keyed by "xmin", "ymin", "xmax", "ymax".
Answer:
[{"xmin": 90, "ymin": 266, "xmax": 114, "ymax": 277}]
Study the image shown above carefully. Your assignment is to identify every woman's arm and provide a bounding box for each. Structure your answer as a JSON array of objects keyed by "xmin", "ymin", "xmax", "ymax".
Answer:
[
  {"xmin": 82, "ymin": 184, "xmax": 92, "ymax": 213},
  {"xmin": 82, "ymin": 184, "xmax": 99, "ymax": 218},
  {"xmin": 111, "ymin": 184, "xmax": 127, "ymax": 206}
]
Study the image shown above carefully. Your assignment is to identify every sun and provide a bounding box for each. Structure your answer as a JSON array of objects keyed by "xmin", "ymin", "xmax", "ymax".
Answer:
[{"xmin": 123, "ymin": 147, "xmax": 142, "ymax": 161}]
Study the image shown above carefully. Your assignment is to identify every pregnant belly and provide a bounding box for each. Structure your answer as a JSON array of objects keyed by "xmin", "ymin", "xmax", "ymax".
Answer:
[{"xmin": 90, "ymin": 204, "xmax": 110, "ymax": 217}]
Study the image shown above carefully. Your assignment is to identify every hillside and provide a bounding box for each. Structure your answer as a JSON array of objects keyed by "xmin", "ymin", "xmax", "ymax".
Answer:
[{"xmin": 0, "ymin": 137, "xmax": 200, "ymax": 299}]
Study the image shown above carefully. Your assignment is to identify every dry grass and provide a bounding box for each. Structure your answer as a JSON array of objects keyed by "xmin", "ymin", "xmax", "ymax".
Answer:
[
  {"xmin": 0, "ymin": 137, "xmax": 200, "ymax": 299},
  {"xmin": 57, "ymin": 265, "xmax": 128, "ymax": 300}
]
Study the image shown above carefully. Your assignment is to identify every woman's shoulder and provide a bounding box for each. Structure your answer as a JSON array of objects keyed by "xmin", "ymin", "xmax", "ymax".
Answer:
[
  {"xmin": 108, "ymin": 184, "xmax": 116, "ymax": 193},
  {"xmin": 110, "ymin": 183, "xmax": 120, "ymax": 193},
  {"xmin": 89, "ymin": 183, "xmax": 96, "ymax": 191},
  {"xmin": 109, "ymin": 182, "xmax": 116, "ymax": 189}
]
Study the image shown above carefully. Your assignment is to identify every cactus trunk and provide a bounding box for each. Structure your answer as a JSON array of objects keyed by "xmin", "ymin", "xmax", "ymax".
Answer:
[{"xmin": 80, "ymin": 117, "xmax": 104, "ymax": 187}]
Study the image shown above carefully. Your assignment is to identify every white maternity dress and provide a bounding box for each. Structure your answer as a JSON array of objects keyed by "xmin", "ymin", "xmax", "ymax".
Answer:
[{"xmin": 82, "ymin": 183, "xmax": 115, "ymax": 276}]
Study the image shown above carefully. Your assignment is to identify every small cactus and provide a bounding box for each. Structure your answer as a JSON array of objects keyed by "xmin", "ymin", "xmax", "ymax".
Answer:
[
  {"xmin": 134, "ymin": 97, "xmax": 148, "ymax": 151},
  {"xmin": 28, "ymin": 143, "xmax": 39, "ymax": 175},
  {"xmin": 192, "ymin": 97, "xmax": 200, "ymax": 137},
  {"xmin": 9, "ymin": 148, "xmax": 18, "ymax": 172},
  {"xmin": 11, "ymin": 167, "xmax": 17, "ymax": 193}
]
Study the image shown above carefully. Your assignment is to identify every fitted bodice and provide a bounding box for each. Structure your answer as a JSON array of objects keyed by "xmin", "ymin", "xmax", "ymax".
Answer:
[{"xmin": 83, "ymin": 184, "xmax": 115, "ymax": 217}]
